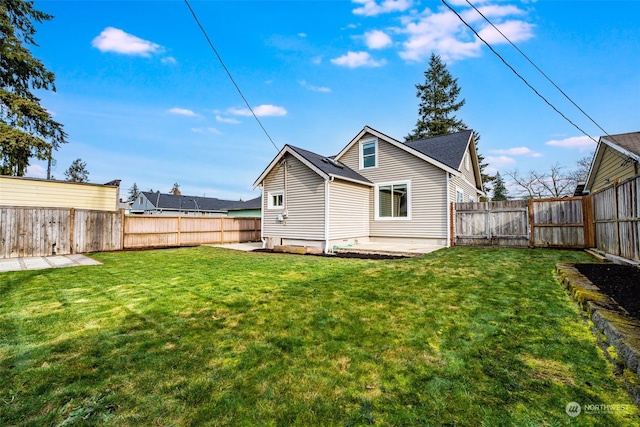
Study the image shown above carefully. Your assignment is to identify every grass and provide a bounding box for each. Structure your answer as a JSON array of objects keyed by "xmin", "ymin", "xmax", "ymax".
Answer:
[{"xmin": 1, "ymin": 246, "xmax": 638, "ymax": 426}]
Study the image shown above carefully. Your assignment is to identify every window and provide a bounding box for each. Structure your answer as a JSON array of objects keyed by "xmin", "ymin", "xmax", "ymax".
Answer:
[
  {"xmin": 268, "ymin": 191, "xmax": 284, "ymax": 209},
  {"xmin": 456, "ymin": 188, "xmax": 464, "ymax": 203},
  {"xmin": 360, "ymin": 138, "xmax": 377, "ymax": 169},
  {"xmin": 376, "ymin": 181, "xmax": 410, "ymax": 219},
  {"xmin": 465, "ymin": 153, "xmax": 470, "ymax": 171}
]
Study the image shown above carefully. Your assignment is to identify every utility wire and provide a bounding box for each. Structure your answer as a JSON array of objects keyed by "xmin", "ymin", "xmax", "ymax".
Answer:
[
  {"xmin": 183, "ymin": 0, "xmax": 280, "ymax": 152},
  {"xmin": 442, "ymin": 0, "xmax": 597, "ymax": 144},
  {"xmin": 464, "ymin": 0, "xmax": 610, "ymax": 138}
]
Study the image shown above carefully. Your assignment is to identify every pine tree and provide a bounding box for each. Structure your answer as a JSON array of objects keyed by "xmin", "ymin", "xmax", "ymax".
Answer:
[
  {"xmin": 64, "ymin": 158, "xmax": 89, "ymax": 183},
  {"xmin": 0, "ymin": 1, "xmax": 67, "ymax": 176},
  {"xmin": 170, "ymin": 182, "xmax": 181, "ymax": 195},
  {"xmin": 406, "ymin": 53, "xmax": 466, "ymax": 141},
  {"xmin": 128, "ymin": 182, "xmax": 141, "ymax": 202},
  {"xmin": 491, "ymin": 172, "xmax": 508, "ymax": 201}
]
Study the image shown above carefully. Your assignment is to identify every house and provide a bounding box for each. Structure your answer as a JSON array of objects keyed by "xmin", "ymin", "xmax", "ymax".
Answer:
[
  {"xmin": 225, "ymin": 196, "xmax": 262, "ymax": 217},
  {"xmin": 129, "ymin": 191, "xmax": 261, "ymax": 216},
  {"xmin": 253, "ymin": 126, "xmax": 484, "ymax": 252},
  {"xmin": 0, "ymin": 175, "xmax": 121, "ymax": 211},
  {"xmin": 584, "ymin": 131, "xmax": 640, "ymax": 194}
]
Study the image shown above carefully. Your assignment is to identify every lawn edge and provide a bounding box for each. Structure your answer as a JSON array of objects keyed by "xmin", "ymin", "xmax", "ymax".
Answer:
[{"xmin": 556, "ymin": 263, "xmax": 640, "ymax": 407}]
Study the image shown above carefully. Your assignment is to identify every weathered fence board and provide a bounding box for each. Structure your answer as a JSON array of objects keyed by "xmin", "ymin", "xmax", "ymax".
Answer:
[
  {"xmin": 0, "ymin": 207, "xmax": 261, "ymax": 258},
  {"xmin": 593, "ymin": 175, "xmax": 640, "ymax": 261},
  {"xmin": 454, "ymin": 200, "xmax": 529, "ymax": 247},
  {"xmin": 530, "ymin": 197, "xmax": 591, "ymax": 248}
]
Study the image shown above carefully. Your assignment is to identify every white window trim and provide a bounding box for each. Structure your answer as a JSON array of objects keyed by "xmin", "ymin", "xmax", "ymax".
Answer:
[
  {"xmin": 465, "ymin": 153, "xmax": 470, "ymax": 171},
  {"xmin": 374, "ymin": 180, "xmax": 411, "ymax": 220},
  {"xmin": 456, "ymin": 187, "xmax": 464, "ymax": 203},
  {"xmin": 267, "ymin": 190, "xmax": 284, "ymax": 210},
  {"xmin": 359, "ymin": 138, "xmax": 378, "ymax": 170}
]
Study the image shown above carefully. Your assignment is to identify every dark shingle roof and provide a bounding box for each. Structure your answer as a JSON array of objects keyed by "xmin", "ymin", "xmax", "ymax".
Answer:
[
  {"xmin": 604, "ymin": 132, "xmax": 640, "ymax": 158},
  {"xmin": 225, "ymin": 196, "xmax": 261, "ymax": 211},
  {"xmin": 402, "ymin": 130, "xmax": 473, "ymax": 171},
  {"xmin": 287, "ymin": 145, "xmax": 372, "ymax": 184},
  {"xmin": 141, "ymin": 192, "xmax": 252, "ymax": 212}
]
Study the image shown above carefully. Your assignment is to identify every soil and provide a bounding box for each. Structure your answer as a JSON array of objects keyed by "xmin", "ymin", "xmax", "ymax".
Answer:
[
  {"xmin": 252, "ymin": 248, "xmax": 407, "ymax": 260},
  {"xmin": 575, "ymin": 263, "xmax": 640, "ymax": 320}
]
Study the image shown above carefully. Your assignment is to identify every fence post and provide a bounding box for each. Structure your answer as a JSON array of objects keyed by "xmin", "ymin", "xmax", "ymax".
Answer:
[
  {"xmin": 119, "ymin": 209, "xmax": 125, "ymax": 250},
  {"xmin": 528, "ymin": 199, "xmax": 534, "ymax": 247},
  {"xmin": 177, "ymin": 216, "xmax": 182, "ymax": 247},
  {"xmin": 69, "ymin": 208, "xmax": 75, "ymax": 254},
  {"xmin": 582, "ymin": 196, "xmax": 595, "ymax": 248},
  {"xmin": 449, "ymin": 202, "xmax": 455, "ymax": 247},
  {"xmin": 220, "ymin": 217, "xmax": 225, "ymax": 244}
]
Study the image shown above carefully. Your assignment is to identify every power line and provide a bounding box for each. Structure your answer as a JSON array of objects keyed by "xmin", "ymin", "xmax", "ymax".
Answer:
[
  {"xmin": 441, "ymin": 0, "xmax": 598, "ymax": 144},
  {"xmin": 183, "ymin": 0, "xmax": 280, "ymax": 152},
  {"xmin": 464, "ymin": 0, "xmax": 609, "ymax": 138}
]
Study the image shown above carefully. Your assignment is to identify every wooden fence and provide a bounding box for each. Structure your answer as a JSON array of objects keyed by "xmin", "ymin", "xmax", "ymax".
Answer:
[
  {"xmin": 453, "ymin": 197, "xmax": 594, "ymax": 249},
  {"xmin": 123, "ymin": 215, "xmax": 261, "ymax": 249},
  {"xmin": 592, "ymin": 175, "xmax": 640, "ymax": 261},
  {"xmin": 454, "ymin": 200, "xmax": 529, "ymax": 247},
  {"xmin": 0, "ymin": 207, "xmax": 261, "ymax": 258}
]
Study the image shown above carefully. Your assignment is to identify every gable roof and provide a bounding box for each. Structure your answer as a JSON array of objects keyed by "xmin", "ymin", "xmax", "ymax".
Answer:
[
  {"xmin": 336, "ymin": 126, "xmax": 466, "ymax": 176},
  {"xmin": 253, "ymin": 144, "xmax": 373, "ymax": 188},
  {"xmin": 140, "ymin": 192, "xmax": 249, "ymax": 212},
  {"xmin": 403, "ymin": 130, "xmax": 474, "ymax": 171},
  {"xmin": 585, "ymin": 131, "xmax": 640, "ymax": 190}
]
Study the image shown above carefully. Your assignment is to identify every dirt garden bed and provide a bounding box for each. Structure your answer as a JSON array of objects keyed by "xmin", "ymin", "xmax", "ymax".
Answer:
[{"xmin": 575, "ymin": 263, "xmax": 640, "ymax": 320}]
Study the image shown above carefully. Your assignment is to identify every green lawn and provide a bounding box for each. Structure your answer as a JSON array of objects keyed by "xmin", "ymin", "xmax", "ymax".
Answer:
[{"xmin": 1, "ymin": 246, "xmax": 638, "ymax": 426}]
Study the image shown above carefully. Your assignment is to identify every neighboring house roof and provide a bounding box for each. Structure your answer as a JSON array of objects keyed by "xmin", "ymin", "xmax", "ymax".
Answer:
[
  {"xmin": 585, "ymin": 131, "xmax": 640, "ymax": 191},
  {"xmin": 225, "ymin": 196, "xmax": 262, "ymax": 211},
  {"xmin": 253, "ymin": 144, "xmax": 373, "ymax": 188},
  {"xmin": 138, "ymin": 192, "xmax": 252, "ymax": 212}
]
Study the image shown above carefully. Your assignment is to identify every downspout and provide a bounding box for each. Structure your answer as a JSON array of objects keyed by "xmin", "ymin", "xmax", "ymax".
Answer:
[
  {"xmin": 259, "ymin": 185, "xmax": 266, "ymax": 248},
  {"xmin": 324, "ymin": 177, "xmax": 333, "ymax": 253},
  {"xmin": 446, "ymin": 172, "xmax": 451, "ymax": 247}
]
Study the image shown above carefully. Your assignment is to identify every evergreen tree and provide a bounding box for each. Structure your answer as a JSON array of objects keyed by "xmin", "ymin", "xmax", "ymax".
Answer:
[
  {"xmin": 0, "ymin": 0, "xmax": 67, "ymax": 176},
  {"xmin": 170, "ymin": 182, "xmax": 181, "ymax": 195},
  {"xmin": 64, "ymin": 158, "xmax": 89, "ymax": 182},
  {"xmin": 406, "ymin": 53, "xmax": 493, "ymax": 189},
  {"xmin": 128, "ymin": 182, "xmax": 141, "ymax": 202},
  {"xmin": 491, "ymin": 172, "xmax": 508, "ymax": 201},
  {"xmin": 406, "ymin": 53, "xmax": 466, "ymax": 141}
]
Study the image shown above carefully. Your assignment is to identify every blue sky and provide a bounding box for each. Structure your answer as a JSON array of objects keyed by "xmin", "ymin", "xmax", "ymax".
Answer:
[{"xmin": 26, "ymin": 0, "xmax": 640, "ymax": 200}]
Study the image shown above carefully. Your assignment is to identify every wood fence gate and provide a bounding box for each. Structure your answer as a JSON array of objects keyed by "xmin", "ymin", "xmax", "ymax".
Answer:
[{"xmin": 454, "ymin": 197, "xmax": 594, "ymax": 249}]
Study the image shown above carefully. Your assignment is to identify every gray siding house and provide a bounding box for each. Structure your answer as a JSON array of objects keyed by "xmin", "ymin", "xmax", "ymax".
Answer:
[
  {"xmin": 584, "ymin": 132, "xmax": 640, "ymax": 194},
  {"xmin": 253, "ymin": 126, "xmax": 484, "ymax": 252}
]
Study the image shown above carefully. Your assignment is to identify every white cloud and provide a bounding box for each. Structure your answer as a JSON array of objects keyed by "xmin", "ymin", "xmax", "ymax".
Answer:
[
  {"xmin": 168, "ymin": 107, "xmax": 199, "ymax": 117},
  {"xmin": 191, "ymin": 127, "xmax": 221, "ymax": 135},
  {"xmin": 161, "ymin": 56, "xmax": 177, "ymax": 65},
  {"xmin": 298, "ymin": 32, "xmax": 307, "ymax": 38},
  {"xmin": 216, "ymin": 115, "xmax": 241, "ymax": 124},
  {"xmin": 490, "ymin": 147, "xmax": 542, "ymax": 157},
  {"xmin": 331, "ymin": 51, "xmax": 386, "ymax": 68},
  {"xmin": 92, "ymin": 27, "xmax": 162, "ymax": 56},
  {"xmin": 353, "ymin": 0, "xmax": 414, "ymax": 17},
  {"xmin": 396, "ymin": 2, "xmax": 534, "ymax": 63},
  {"xmin": 228, "ymin": 105, "xmax": 288, "ymax": 117},
  {"xmin": 311, "ymin": 56, "xmax": 323, "ymax": 65},
  {"xmin": 485, "ymin": 155, "xmax": 516, "ymax": 174},
  {"xmin": 25, "ymin": 164, "xmax": 47, "ymax": 179},
  {"xmin": 299, "ymin": 80, "xmax": 331, "ymax": 93},
  {"xmin": 364, "ymin": 30, "xmax": 393, "ymax": 49},
  {"xmin": 546, "ymin": 135, "xmax": 596, "ymax": 151}
]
